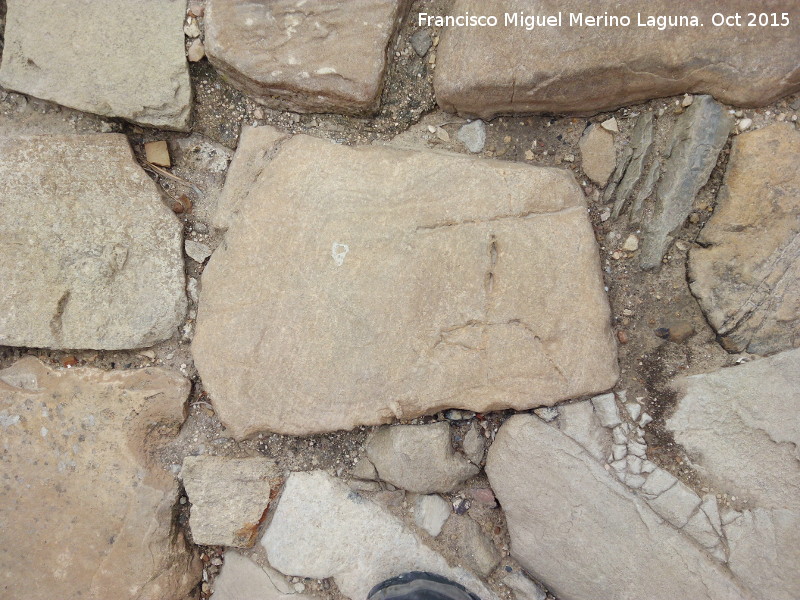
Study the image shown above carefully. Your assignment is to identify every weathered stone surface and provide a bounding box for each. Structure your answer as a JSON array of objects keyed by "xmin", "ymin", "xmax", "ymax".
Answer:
[
  {"xmin": 502, "ymin": 571, "xmax": 546, "ymax": 600},
  {"xmin": 434, "ymin": 0, "xmax": 800, "ymax": 118},
  {"xmin": 440, "ymin": 515, "xmax": 501, "ymax": 576},
  {"xmin": 211, "ymin": 551, "xmax": 310, "ymax": 600},
  {"xmin": 666, "ymin": 350, "xmax": 800, "ymax": 599},
  {"xmin": 579, "ymin": 125, "xmax": 615, "ymax": 187},
  {"xmin": 181, "ymin": 456, "xmax": 276, "ymax": 547},
  {"xmin": 0, "ymin": 135, "xmax": 187, "ymax": 350},
  {"xmin": 415, "ymin": 494, "xmax": 452, "ymax": 536},
  {"xmin": 486, "ymin": 415, "xmax": 753, "ymax": 600},
  {"xmin": 366, "ymin": 423, "xmax": 478, "ymax": 493},
  {"xmin": 0, "ymin": 357, "xmax": 199, "ymax": 599},
  {"xmin": 0, "ymin": 0, "xmax": 191, "ymax": 129},
  {"xmin": 205, "ymin": 0, "xmax": 411, "ymax": 115},
  {"xmin": 688, "ymin": 123, "xmax": 800, "ymax": 354},
  {"xmin": 193, "ymin": 133, "xmax": 618, "ymax": 437},
  {"xmin": 262, "ymin": 471, "xmax": 497, "ymax": 600},
  {"xmin": 666, "ymin": 349, "xmax": 800, "ymax": 512},
  {"xmin": 640, "ymin": 96, "xmax": 733, "ymax": 270}
]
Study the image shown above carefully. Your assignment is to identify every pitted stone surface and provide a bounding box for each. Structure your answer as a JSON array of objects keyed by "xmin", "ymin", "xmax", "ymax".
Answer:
[
  {"xmin": 205, "ymin": 0, "xmax": 411, "ymax": 115},
  {"xmin": 192, "ymin": 133, "xmax": 618, "ymax": 437},
  {"xmin": 0, "ymin": 0, "xmax": 191, "ymax": 129},
  {"xmin": 262, "ymin": 471, "xmax": 497, "ymax": 600},
  {"xmin": 486, "ymin": 415, "xmax": 752, "ymax": 600},
  {"xmin": 434, "ymin": 0, "xmax": 800, "ymax": 118},
  {"xmin": 0, "ymin": 135, "xmax": 187, "ymax": 350},
  {"xmin": 0, "ymin": 357, "xmax": 199, "ymax": 600},
  {"xmin": 688, "ymin": 123, "xmax": 800, "ymax": 354}
]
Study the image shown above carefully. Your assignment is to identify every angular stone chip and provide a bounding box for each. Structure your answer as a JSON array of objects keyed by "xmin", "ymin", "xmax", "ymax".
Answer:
[{"xmin": 192, "ymin": 131, "xmax": 617, "ymax": 437}]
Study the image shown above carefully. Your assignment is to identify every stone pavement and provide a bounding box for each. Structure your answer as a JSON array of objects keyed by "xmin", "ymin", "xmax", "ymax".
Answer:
[{"xmin": 0, "ymin": 2, "xmax": 799, "ymax": 600}]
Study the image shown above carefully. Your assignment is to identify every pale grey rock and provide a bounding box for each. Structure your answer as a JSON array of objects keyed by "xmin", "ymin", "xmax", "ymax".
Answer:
[
  {"xmin": 0, "ymin": 357, "xmax": 199, "ymax": 599},
  {"xmin": 410, "ymin": 29, "xmax": 433, "ymax": 57},
  {"xmin": 435, "ymin": 0, "xmax": 800, "ymax": 118},
  {"xmin": 554, "ymin": 400, "xmax": 610, "ymax": 462},
  {"xmin": 457, "ymin": 120, "xmax": 486, "ymax": 153},
  {"xmin": 591, "ymin": 392, "xmax": 621, "ymax": 427},
  {"xmin": 0, "ymin": 135, "xmax": 186, "ymax": 350},
  {"xmin": 579, "ymin": 124, "xmax": 616, "ymax": 187},
  {"xmin": 503, "ymin": 571, "xmax": 546, "ymax": 600},
  {"xmin": 211, "ymin": 551, "xmax": 310, "ymax": 600},
  {"xmin": 612, "ymin": 444, "xmax": 627, "ymax": 461},
  {"xmin": 414, "ymin": 494, "xmax": 451, "ymax": 537},
  {"xmin": 441, "ymin": 515, "xmax": 501, "ymax": 577},
  {"xmin": 193, "ymin": 133, "xmax": 618, "ymax": 437},
  {"xmin": 688, "ymin": 123, "xmax": 800, "ymax": 354},
  {"xmin": 701, "ymin": 495, "xmax": 723, "ymax": 536},
  {"xmin": 533, "ymin": 406, "xmax": 559, "ymax": 422},
  {"xmin": 262, "ymin": 471, "xmax": 498, "ymax": 600},
  {"xmin": 185, "ymin": 240, "xmax": 213, "ymax": 263},
  {"xmin": 366, "ymin": 423, "xmax": 479, "ymax": 494},
  {"xmin": 640, "ymin": 468, "xmax": 678, "ymax": 497},
  {"xmin": 625, "ymin": 402, "xmax": 641, "ymax": 421},
  {"xmin": 666, "ymin": 349, "xmax": 800, "ymax": 511},
  {"xmin": 352, "ymin": 458, "xmax": 378, "ymax": 481},
  {"xmin": 624, "ymin": 474, "xmax": 646, "ymax": 489},
  {"xmin": 640, "ymin": 96, "xmax": 733, "ymax": 269},
  {"xmin": 724, "ymin": 508, "xmax": 800, "ymax": 600},
  {"xmin": 462, "ymin": 422, "xmax": 485, "ymax": 464},
  {"xmin": 627, "ymin": 441, "xmax": 647, "ymax": 458},
  {"xmin": 486, "ymin": 415, "xmax": 753, "ymax": 600},
  {"xmin": 0, "ymin": 0, "xmax": 191, "ymax": 129},
  {"xmin": 612, "ymin": 426, "xmax": 627, "ymax": 445},
  {"xmin": 181, "ymin": 456, "xmax": 276, "ymax": 548},
  {"xmin": 626, "ymin": 455, "xmax": 643, "ymax": 474},
  {"xmin": 610, "ymin": 112, "xmax": 656, "ymax": 220},
  {"xmin": 683, "ymin": 509, "xmax": 721, "ymax": 549},
  {"xmin": 205, "ymin": 0, "xmax": 411, "ymax": 115}
]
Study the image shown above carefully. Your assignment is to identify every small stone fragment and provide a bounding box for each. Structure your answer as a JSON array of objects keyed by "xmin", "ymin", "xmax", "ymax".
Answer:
[
  {"xmin": 579, "ymin": 124, "xmax": 616, "ymax": 187},
  {"xmin": 352, "ymin": 457, "xmax": 378, "ymax": 481},
  {"xmin": 414, "ymin": 494, "xmax": 451, "ymax": 537},
  {"xmin": 188, "ymin": 38, "xmax": 206, "ymax": 62},
  {"xmin": 468, "ymin": 487, "xmax": 497, "ymax": 508},
  {"xmin": 534, "ymin": 406, "xmax": 559, "ymax": 422},
  {"xmin": 639, "ymin": 413, "xmax": 653, "ymax": 427},
  {"xmin": 737, "ymin": 118, "xmax": 753, "ymax": 132},
  {"xmin": 682, "ymin": 94, "xmax": 694, "ymax": 107},
  {"xmin": 184, "ymin": 17, "xmax": 201, "ymax": 38},
  {"xmin": 621, "ymin": 234, "xmax": 639, "ymax": 252},
  {"xmin": 665, "ymin": 321, "xmax": 695, "ymax": 343},
  {"xmin": 462, "ymin": 422, "xmax": 485, "ymax": 464},
  {"xmin": 366, "ymin": 423, "xmax": 479, "ymax": 494},
  {"xmin": 442, "ymin": 516, "xmax": 501, "ymax": 577},
  {"xmin": 210, "ymin": 551, "xmax": 309, "ymax": 600},
  {"xmin": 612, "ymin": 444, "xmax": 627, "ymax": 461},
  {"xmin": 457, "ymin": 119, "xmax": 486, "ymax": 153},
  {"xmin": 591, "ymin": 392, "xmax": 621, "ymax": 427},
  {"xmin": 181, "ymin": 456, "xmax": 275, "ymax": 547},
  {"xmin": 647, "ymin": 480, "xmax": 701, "ymax": 528},
  {"xmin": 185, "ymin": 240, "xmax": 213, "ymax": 263},
  {"xmin": 641, "ymin": 468, "xmax": 678, "ymax": 497},
  {"xmin": 145, "ymin": 140, "xmax": 171, "ymax": 167},
  {"xmin": 601, "ymin": 118, "xmax": 619, "ymax": 133},
  {"xmin": 626, "ymin": 402, "xmax": 642, "ymax": 421},
  {"xmin": 410, "ymin": 29, "xmax": 433, "ymax": 57}
]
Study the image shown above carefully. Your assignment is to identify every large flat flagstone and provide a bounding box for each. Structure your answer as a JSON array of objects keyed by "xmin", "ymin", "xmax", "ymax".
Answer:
[
  {"xmin": 205, "ymin": 0, "xmax": 411, "ymax": 115},
  {"xmin": 0, "ymin": 134, "xmax": 187, "ymax": 350},
  {"xmin": 434, "ymin": 0, "xmax": 800, "ymax": 118},
  {"xmin": 0, "ymin": 0, "xmax": 191, "ymax": 130},
  {"xmin": 0, "ymin": 357, "xmax": 200, "ymax": 599},
  {"xmin": 192, "ymin": 129, "xmax": 617, "ymax": 437}
]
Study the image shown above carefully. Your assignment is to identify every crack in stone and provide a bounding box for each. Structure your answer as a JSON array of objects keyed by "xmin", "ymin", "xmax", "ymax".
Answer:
[
  {"xmin": 415, "ymin": 205, "xmax": 581, "ymax": 232},
  {"xmin": 49, "ymin": 290, "xmax": 70, "ymax": 341}
]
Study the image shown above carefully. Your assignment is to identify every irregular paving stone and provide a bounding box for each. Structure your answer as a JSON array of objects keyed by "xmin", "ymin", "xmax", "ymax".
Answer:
[
  {"xmin": 441, "ymin": 515, "xmax": 501, "ymax": 577},
  {"xmin": 609, "ymin": 112, "xmax": 656, "ymax": 218},
  {"xmin": 0, "ymin": 0, "xmax": 191, "ymax": 129},
  {"xmin": 486, "ymin": 414, "xmax": 752, "ymax": 600},
  {"xmin": 415, "ymin": 494, "xmax": 452, "ymax": 537},
  {"xmin": 640, "ymin": 96, "xmax": 733, "ymax": 270},
  {"xmin": 205, "ymin": 0, "xmax": 411, "ymax": 115},
  {"xmin": 461, "ymin": 422, "xmax": 485, "ymax": 464},
  {"xmin": 211, "ymin": 551, "xmax": 310, "ymax": 600},
  {"xmin": 262, "ymin": 471, "xmax": 498, "ymax": 600},
  {"xmin": 192, "ymin": 132, "xmax": 618, "ymax": 437},
  {"xmin": 667, "ymin": 350, "xmax": 800, "ymax": 599},
  {"xmin": 434, "ymin": 0, "xmax": 800, "ymax": 118},
  {"xmin": 502, "ymin": 571, "xmax": 546, "ymax": 600},
  {"xmin": 688, "ymin": 123, "xmax": 800, "ymax": 354},
  {"xmin": 365, "ymin": 423, "xmax": 479, "ymax": 493},
  {"xmin": 0, "ymin": 357, "xmax": 199, "ymax": 600},
  {"xmin": 181, "ymin": 456, "xmax": 276, "ymax": 547},
  {"xmin": 578, "ymin": 124, "xmax": 616, "ymax": 187},
  {"xmin": 0, "ymin": 135, "xmax": 187, "ymax": 350}
]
